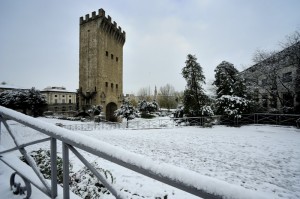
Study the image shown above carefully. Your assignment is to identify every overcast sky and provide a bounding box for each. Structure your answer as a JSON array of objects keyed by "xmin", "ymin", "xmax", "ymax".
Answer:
[{"xmin": 0, "ymin": 0, "xmax": 299, "ymax": 94}]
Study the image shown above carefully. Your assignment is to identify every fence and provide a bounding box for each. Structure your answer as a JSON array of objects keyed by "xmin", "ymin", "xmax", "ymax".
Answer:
[
  {"xmin": 0, "ymin": 106, "xmax": 269, "ymax": 199},
  {"xmin": 63, "ymin": 113, "xmax": 300, "ymax": 131}
]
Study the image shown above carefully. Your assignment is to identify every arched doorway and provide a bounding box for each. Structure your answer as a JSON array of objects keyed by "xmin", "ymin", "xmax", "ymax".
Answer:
[{"xmin": 106, "ymin": 102, "xmax": 118, "ymax": 122}]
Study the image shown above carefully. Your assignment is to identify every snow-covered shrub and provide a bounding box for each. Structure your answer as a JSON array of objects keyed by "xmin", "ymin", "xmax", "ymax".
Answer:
[
  {"xmin": 20, "ymin": 149, "xmax": 115, "ymax": 199},
  {"xmin": 216, "ymin": 95, "xmax": 253, "ymax": 119},
  {"xmin": 173, "ymin": 106, "xmax": 184, "ymax": 118},
  {"xmin": 137, "ymin": 100, "xmax": 159, "ymax": 118},
  {"xmin": 200, "ymin": 105, "xmax": 214, "ymax": 116},
  {"xmin": 69, "ymin": 162, "xmax": 114, "ymax": 199},
  {"xmin": 20, "ymin": 149, "xmax": 68, "ymax": 184},
  {"xmin": 115, "ymin": 99, "xmax": 138, "ymax": 127},
  {"xmin": 88, "ymin": 105, "xmax": 103, "ymax": 116}
]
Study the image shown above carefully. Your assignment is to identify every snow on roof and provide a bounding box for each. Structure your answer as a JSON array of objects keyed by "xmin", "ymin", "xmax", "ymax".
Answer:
[
  {"xmin": 0, "ymin": 84, "xmax": 26, "ymax": 90},
  {"xmin": 42, "ymin": 86, "xmax": 76, "ymax": 93}
]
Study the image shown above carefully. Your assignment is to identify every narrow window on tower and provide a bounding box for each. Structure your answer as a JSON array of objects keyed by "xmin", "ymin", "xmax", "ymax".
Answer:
[
  {"xmin": 116, "ymin": 57, "xmax": 118, "ymax": 62},
  {"xmin": 105, "ymin": 82, "xmax": 108, "ymax": 87},
  {"xmin": 106, "ymin": 51, "xmax": 108, "ymax": 56},
  {"xmin": 111, "ymin": 54, "xmax": 114, "ymax": 59},
  {"xmin": 111, "ymin": 83, "xmax": 114, "ymax": 88},
  {"xmin": 116, "ymin": 84, "xmax": 118, "ymax": 89}
]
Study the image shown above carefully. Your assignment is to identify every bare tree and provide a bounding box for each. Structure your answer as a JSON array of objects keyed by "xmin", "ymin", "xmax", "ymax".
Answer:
[
  {"xmin": 245, "ymin": 30, "xmax": 300, "ymax": 112},
  {"xmin": 137, "ymin": 87, "xmax": 152, "ymax": 101},
  {"xmin": 157, "ymin": 84, "xmax": 177, "ymax": 110}
]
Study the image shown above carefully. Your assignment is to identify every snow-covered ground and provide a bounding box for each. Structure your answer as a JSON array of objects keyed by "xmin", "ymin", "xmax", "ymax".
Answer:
[{"xmin": 1, "ymin": 117, "xmax": 300, "ymax": 199}]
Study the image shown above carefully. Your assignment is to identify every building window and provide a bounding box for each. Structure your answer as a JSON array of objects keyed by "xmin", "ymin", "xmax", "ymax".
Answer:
[
  {"xmin": 105, "ymin": 82, "xmax": 108, "ymax": 87},
  {"xmin": 62, "ymin": 95, "xmax": 65, "ymax": 98},
  {"xmin": 116, "ymin": 84, "xmax": 118, "ymax": 89},
  {"xmin": 111, "ymin": 83, "xmax": 113, "ymax": 88},
  {"xmin": 69, "ymin": 95, "xmax": 71, "ymax": 98},
  {"xmin": 62, "ymin": 106, "xmax": 66, "ymax": 111},
  {"xmin": 62, "ymin": 99, "xmax": 65, "ymax": 103},
  {"xmin": 55, "ymin": 95, "xmax": 57, "ymax": 97},
  {"xmin": 282, "ymin": 72, "xmax": 292, "ymax": 83},
  {"xmin": 69, "ymin": 99, "xmax": 72, "ymax": 104},
  {"xmin": 111, "ymin": 54, "xmax": 114, "ymax": 59},
  {"xmin": 106, "ymin": 51, "xmax": 108, "ymax": 56},
  {"xmin": 55, "ymin": 99, "xmax": 58, "ymax": 104},
  {"xmin": 116, "ymin": 57, "xmax": 118, "ymax": 62}
]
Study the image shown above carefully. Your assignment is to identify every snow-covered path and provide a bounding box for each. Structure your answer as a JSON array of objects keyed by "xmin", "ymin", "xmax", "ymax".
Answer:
[{"xmin": 1, "ymin": 117, "xmax": 300, "ymax": 199}]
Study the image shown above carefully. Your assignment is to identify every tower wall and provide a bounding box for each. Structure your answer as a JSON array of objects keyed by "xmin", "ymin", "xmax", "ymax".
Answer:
[{"xmin": 79, "ymin": 9, "xmax": 125, "ymax": 120}]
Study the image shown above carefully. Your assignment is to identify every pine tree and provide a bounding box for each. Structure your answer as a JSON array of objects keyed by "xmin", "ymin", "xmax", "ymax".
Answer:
[
  {"xmin": 182, "ymin": 54, "xmax": 207, "ymax": 116},
  {"xmin": 213, "ymin": 61, "xmax": 252, "ymax": 119},
  {"xmin": 213, "ymin": 61, "xmax": 247, "ymax": 98}
]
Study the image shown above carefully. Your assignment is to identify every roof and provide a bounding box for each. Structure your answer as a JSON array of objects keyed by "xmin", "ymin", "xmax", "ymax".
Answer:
[
  {"xmin": 41, "ymin": 86, "xmax": 76, "ymax": 93},
  {"xmin": 0, "ymin": 84, "xmax": 26, "ymax": 90}
]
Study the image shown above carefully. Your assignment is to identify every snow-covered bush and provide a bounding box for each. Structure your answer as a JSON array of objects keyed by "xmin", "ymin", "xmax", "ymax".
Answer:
[
  {"xmin": 138, "ymin": 100, "xmax": 159, "ymax": 113},
  {"xmin": 20, "ymin": 149, "xmax": 115, "ymax": 198},
  {"xmin": 200, "ymin": 105, "xmax": 214, "ymax": 116},
  {"xmin": 173, "ymin": 106, "xmax": 184, "ymax": 118},
  {"xmin": 216, "ymin": 95, "xmax": 253, "ymax": 119},
  {"xmin": 115, "ymin": 99, "xmax": 138, "ymax": 127},
  {"xmin": 70, "ymin": 162, "xmax": 114, "ymax": 199},
  {"xmin": 20, "ymin": 149, "xmax": 67, "ymax": 184},
  {"xmin": 137, "ymin": 100, "xmax": 159, "ymax": 118},
  {"xmin": 88, "ymin": 105, "xmax": 103, "ymax": 116}
]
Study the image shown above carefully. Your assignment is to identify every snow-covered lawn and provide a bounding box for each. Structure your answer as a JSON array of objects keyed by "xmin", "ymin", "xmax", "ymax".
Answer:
[{"xmin": 1, "ymin": 117, "xmax": 300, "ymax": 199}]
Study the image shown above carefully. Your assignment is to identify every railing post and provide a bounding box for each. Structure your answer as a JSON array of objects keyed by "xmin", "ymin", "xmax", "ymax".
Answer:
[
  {"xmin": 62, "ymin": 142, "xmax": 70, "ymax": 199},
  {"xmin": 50, "ymin": 138, "xmax": 58, "ymax": 198}
]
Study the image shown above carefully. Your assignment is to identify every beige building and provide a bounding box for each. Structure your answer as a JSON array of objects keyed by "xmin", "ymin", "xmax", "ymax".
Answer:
[
  {"xmin": 41, "ymin": 86, "xmax": 77, "ymax": 113},
  {"xmin": 78, "ymin": 8, "xmax": 126, "ymax": 121}
]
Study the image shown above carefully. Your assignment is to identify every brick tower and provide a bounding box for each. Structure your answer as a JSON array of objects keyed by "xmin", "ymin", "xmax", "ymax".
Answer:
[{"xmin": 78, "ymin": 8, "xmax": 126, "ymax": 121}]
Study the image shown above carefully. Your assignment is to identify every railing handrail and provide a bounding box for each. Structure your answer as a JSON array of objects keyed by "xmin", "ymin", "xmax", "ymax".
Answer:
[{"xmin": 0, "ymin": 106, "xmax": 269, "ymax": 199}]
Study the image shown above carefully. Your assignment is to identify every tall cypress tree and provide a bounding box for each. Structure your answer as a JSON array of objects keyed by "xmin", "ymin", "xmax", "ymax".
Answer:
[{"xmin": 182, "ymin": 54, "xmax": 207, "ymax": 116}]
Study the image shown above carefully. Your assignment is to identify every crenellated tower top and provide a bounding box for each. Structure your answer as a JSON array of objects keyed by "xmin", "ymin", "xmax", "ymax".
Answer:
[{"xmin": 80, "ymin": 8, "xmax": 126, "ymax": 45}]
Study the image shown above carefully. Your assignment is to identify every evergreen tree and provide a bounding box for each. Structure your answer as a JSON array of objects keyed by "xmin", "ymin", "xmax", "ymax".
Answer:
[
  {"xmin": 213, "ymin": 61, "xmax": 247, "ymax": 98},
  {"xmin": 115, "ymin": 99, "xmax": 138, "ymax": 128},
  {"xmin": 0, "ymin": 88, "xmax": 46, "ymax": 116},
  {"xmin": 26, "ymin": 88, "xmax": 47, "ymax": 117},
  {"xmin": 213, "ymin": 61, "xmax": 252, "ymax": 119},
  {"xmin": 182, "ymin": 54, "xmax": 207, "ymax": 116}
]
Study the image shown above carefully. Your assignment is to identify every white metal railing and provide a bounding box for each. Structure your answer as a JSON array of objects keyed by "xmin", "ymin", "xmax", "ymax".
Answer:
[{"xmin": 0, "ymin": 106, "xmax": 269, "ymax": 199}]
